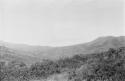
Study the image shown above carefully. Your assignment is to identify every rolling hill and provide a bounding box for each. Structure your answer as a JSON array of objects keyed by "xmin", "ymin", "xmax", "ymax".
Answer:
[
  {"xmin": 35, "ymin": 36, "xmax": 125, "ymax": 59},
  {"xmin": 0, "ymin": 36, "xmax": 125, "ymax": 64},
  {"xmin": 0, "ymin": 46, "xmax": 43, "ymax": 65}
]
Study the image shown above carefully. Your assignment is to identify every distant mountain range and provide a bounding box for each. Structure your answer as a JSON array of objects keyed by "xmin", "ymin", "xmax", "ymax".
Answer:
[{"xmin": 0, "ymin": 36, "xmax": 125, "ymax": 64}]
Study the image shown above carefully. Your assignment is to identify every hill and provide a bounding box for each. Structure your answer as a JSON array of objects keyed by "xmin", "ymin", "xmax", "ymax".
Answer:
[
  {"xmin": 35, "ymin": 36, "xmax": 125, "ymax": 59},
  {"xmin": 0, "ymin": 46, "xmax": 43, "ymax": 65},
  {"xmin": 1, "ymin": 47, "xmax": 125, "ymax": 81},
  {"xmin": 0, "ymin": 36, "xmax": 125, "ymax": 63}
]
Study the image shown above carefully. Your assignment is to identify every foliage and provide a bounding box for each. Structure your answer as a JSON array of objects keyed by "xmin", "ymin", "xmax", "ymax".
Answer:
[
  {"xmin": 0, "ymin": 47, "xmax": 125, "ymax": 81},
  {"xmin": 69, "ymin": 47, "xmax": 125, "ymax": 81}
]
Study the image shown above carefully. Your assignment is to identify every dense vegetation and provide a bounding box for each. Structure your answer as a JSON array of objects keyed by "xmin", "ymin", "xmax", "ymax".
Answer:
[
  {"xmin": 68, "ymin": 47, "xmax": 125, "ymax": 81},
  {"xmin": 0, "ymin": 47, "xmax": 125, "ymax": 81}
]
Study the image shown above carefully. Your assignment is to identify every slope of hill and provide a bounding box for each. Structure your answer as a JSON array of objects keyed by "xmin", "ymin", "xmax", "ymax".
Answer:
[
  {"xmin": 0, "ymin": 36, "xmax": 125, "ymax": 62},
  {"xmin": 0, "ymin": 42, "xmax": 125, "ymax": 81},
  {"xmin": 0, "ymin": 41, "xmax": 52, "ymax": 55},
  {"xmin": 68, "ymin": 47, "xmax": 125, "ymax": 81},
  {"xmin": 36, "ymin": 36, "xmax": 125, "ymax": 59},
  {"xmin": 0, "ymin": 46, "xmax": 42, "ymax": 65}
]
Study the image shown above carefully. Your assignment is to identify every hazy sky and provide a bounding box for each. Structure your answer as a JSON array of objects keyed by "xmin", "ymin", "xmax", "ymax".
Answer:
[{"xmin": 0, "ymin": 0, "xmax": 124, "ymax": 46}]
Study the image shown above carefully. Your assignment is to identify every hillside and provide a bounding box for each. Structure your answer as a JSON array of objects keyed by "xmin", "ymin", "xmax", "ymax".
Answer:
[
  {"xmin": 0, "ymin": 46, "xmax": 42, "ymax": 65},
  {"xmin": 35, "ymin": 36, "xmax": 125, "ymax": 59},
  {"xmin": 0, "ymin": 36, "xmax": 125, "ymax": 62},
  {"xmin": 1, "ymin": 47, "xmax": 125, "ymax": 81}
]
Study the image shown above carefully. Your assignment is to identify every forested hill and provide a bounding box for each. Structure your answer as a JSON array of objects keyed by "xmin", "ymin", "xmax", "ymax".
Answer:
[{"xmin": 0, "ymin": 47, "xmax": 125, "ymax": 81}]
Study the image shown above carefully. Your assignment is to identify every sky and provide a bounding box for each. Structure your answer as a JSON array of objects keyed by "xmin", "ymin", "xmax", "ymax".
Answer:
[{"xmin": 0, "ymin": 0, "xmax": 124, "ymax": 46}]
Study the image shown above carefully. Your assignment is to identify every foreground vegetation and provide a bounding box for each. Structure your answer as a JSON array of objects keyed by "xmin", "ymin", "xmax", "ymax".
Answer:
[{"xmin": 0, "ymin": 47, "xmax": 125, "ymax": 81}]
